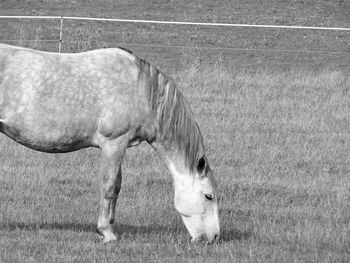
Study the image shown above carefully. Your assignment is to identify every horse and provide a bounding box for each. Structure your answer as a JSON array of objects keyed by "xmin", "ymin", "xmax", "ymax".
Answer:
[{"xmin": 0, "ymin": 43, "xmax": 220, "ymax": 243}]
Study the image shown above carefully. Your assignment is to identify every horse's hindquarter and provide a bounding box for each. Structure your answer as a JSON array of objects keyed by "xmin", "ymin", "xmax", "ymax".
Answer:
[{"xmin": 0, "ymin": 45, "xmax": 144, "ymax": 152}]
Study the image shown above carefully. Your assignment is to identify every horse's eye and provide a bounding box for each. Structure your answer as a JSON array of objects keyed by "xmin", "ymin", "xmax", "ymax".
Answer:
[
  {"xmin": 205, "ymin": 194, "xmax": 214, "ymax": 201},
  {"xmin": 197, "ymin": 156, "xmax": 206, "ymax": 174}
]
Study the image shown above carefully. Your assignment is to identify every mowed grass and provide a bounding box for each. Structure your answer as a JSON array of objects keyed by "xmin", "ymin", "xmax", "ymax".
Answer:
[{"xmin": 1, "ymin": 66, "xmax": 350, "ymax": 262}]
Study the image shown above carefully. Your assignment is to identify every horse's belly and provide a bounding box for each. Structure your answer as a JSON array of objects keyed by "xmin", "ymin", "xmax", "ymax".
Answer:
[{"xmin": 0, "ymin": 112, "xmax": 98, "ymax": 153}]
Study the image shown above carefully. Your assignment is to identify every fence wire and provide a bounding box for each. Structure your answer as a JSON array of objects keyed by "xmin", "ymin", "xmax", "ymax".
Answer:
[
  {"xmin": 1, "ymin": 15, "xmax": 349, "ymax": 55},
  {"xmin": 1, "ymin": 15, "xmax": 350, "ymax": 31},
  {"xmin": 0, "ymin": 39, "xmax": 347, "ymax": 55}
]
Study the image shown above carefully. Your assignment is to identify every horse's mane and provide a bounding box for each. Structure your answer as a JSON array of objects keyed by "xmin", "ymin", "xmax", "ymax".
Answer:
[
  {"xmin": 158, "ymin": 78, "xmax": 205, "ymax": 172},
  {"xmin": 135, "ymin": 55, "xmax": 205, "ymax": 172}
]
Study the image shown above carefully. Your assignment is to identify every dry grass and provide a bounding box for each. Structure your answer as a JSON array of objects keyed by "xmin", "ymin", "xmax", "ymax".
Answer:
[{"xmin": 1, "ymin": 64, "xmax": 349, "ymax": 262}]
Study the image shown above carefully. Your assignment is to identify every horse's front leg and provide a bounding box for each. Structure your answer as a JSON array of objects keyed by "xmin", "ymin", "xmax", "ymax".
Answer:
[
  {"xmin": 109, "ymin": 165, "xmax": 122, "ymax": 225},
  {"xmin": 97, "ymin": 140, "xmax": 126, "ymax": 243}
]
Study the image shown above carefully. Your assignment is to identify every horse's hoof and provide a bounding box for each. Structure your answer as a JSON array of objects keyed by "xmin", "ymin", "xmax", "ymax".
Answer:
[{"xmin": 103, "ymin": 233, "xmax": 117, "ymax": 243}]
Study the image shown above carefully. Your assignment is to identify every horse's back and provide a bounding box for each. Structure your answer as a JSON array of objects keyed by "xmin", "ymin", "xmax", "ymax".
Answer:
[{"xmin": 0, "ymin": 44, "xmax": 146, "ymax": 152}]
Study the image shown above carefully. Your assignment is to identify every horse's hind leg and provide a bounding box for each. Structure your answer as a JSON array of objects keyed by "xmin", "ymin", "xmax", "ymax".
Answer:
[{"xmin": 97, "ymin": 139, "xmax": 126, "ymax": 243}]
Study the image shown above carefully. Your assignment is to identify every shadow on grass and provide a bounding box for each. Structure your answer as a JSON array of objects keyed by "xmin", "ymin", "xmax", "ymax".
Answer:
[
  {"xmin": 1, "ymin": 222, "xmax": 252, "ymax": 242},
  {"xmin": 220, "ymin": 228, "xmax": 252, "ymax": 242},
  {"xmin": 1, "ymin": 221, "xmax": 179, "ymax": 236}
]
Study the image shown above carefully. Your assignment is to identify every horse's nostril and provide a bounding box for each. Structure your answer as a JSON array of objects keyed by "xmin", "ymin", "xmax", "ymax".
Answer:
[{"xmin": 214, "ymin": 234, "xmax": 219, "ymax": 241}]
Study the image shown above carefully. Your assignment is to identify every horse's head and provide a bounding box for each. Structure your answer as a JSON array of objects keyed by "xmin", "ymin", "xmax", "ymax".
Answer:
[{"xmin": 168, "ymin": 156, "xmax": 220, "ymax": 243}]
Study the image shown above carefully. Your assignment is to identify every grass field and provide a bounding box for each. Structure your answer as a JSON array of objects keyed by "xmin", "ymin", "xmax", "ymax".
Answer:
[
  {"xmin": 1, "ymin": 65, "xmax": 349, "ymax": 262},
  {"xmin": 1, "ymin": 0, "xmax": 350, "ymax": 262}
]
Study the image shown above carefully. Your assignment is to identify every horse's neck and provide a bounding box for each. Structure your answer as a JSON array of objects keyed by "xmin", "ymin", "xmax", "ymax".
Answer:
[{"xmin": 150, "ymin": 139, "xmax": 187, "ymax": 173}]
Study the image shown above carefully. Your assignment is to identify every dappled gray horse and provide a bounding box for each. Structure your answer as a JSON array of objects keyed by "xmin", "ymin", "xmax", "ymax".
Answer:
[{"xmin": 0, "ymin": 44, "xmax": 219, "ymax": 243}]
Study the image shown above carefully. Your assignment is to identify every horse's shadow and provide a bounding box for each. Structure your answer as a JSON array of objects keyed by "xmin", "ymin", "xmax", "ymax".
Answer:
[
  {"xmin": 0, "ymin": 221, "xmax": 252, "ymax": 242},
  {"xmin": 220, "ymin": 228, "xmax": 252, "ymax": 242},
  {"xmin": 1, "ymin": 222, "xmax": 168, "ymax": 236}
]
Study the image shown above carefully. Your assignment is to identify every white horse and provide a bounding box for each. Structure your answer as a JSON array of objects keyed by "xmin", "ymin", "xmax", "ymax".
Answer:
[{"xmin": 0, "ymin": 44, "xmax": 220, "ymax": 243}]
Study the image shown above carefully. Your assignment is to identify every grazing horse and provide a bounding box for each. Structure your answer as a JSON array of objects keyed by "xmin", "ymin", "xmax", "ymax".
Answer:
[{"xmin": 0, "ymin": 44, "xmax": 220, "ymax": 243}]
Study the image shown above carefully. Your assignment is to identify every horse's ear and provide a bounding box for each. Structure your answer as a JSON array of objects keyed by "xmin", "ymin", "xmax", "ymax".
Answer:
[{"xmin": 197, "ymin": 156, "xmax": 207, "ymax": 175}]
